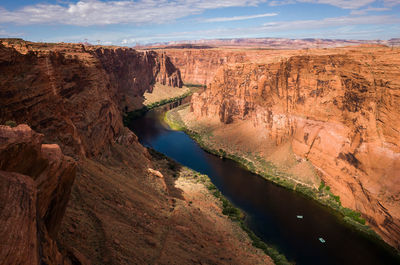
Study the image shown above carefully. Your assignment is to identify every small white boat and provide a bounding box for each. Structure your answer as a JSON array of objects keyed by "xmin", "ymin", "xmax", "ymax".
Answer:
[
  {"xmin": 296, "ymin": 215, "xmax": 303, "ymax": 219},
  {"xmin": 319, "ymin": 237, "xmax": 326, "ymax": 243}
]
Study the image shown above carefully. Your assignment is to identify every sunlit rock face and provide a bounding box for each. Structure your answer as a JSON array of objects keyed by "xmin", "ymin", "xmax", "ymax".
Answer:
[
  {"xmin": 0, "ymin": 39, "xmax": 182, "ymax": 264},
  {"xmin": 191, "ymin": 48, "xmax": 400, "ymax": 248},
  {"xmin": 0, "ymin": 40, "xmax": 271, "ymax": 265},
  {"xmin": 0, "ymin": 39, "xmax": 182, "ymax": 158}
]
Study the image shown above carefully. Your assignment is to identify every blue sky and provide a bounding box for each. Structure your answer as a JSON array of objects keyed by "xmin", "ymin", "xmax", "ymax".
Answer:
[{"xmin": 0, "ymin": 0, "xmax": 399, "ymax": 45}]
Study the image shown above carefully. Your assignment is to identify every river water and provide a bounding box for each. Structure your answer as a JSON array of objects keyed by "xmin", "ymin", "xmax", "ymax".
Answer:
[{"xmin": 129, "ymin": 109, "xmax": 400, "ymax": 265}]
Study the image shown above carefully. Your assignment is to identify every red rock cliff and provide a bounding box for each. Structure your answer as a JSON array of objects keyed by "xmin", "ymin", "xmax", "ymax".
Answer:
[
  {"xmin": 0, "ymin": 39, "xmax": 182, "ymax": 264},
  {"xmin": 0, "ymin": 40, "xmax": 182, "ymax": 158},
  {"xmin": 0, "ymin": 124, "xmax": 76, "ymax": 265},
  {"xmin": 155, "ymin": 52, "xmax": 183, "ymax": 87},
  {"xmin": 191, "ymin": 48, "xmax": 400, "ymax": 248},
  {"xmin": 163, "ymin": 48, "xmax": 303, "ymax": 85}
]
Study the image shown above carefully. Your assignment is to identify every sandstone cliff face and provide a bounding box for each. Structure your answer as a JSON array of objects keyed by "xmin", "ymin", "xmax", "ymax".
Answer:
[
  {"xmin": 155, "ymin": 52, "xmax": 183, "ymax": 88},
  {"xmin": 0, "ymin": 124, "xmax": 76, "ymax": 265},
  {"xmin": 0, "ymin": 40, "xmax": 181, "ymax": 264},
  {"xmin": 0, "ymin": 40, "xmax": 270, "ymax": 264},
  {"xmin": 0, "ymin": 40, "xmax": 182, "ymax": 158},
  {"xmin": 163, "ymin": 48, "xmax": 304, "ymax": 85},
  {"xmin": 191, "ymin": 48, "xmax": 400, "ymax": 248},
  {"xmin": 164, "ymin": 49, "xmax": 246, "ymax": 85}
]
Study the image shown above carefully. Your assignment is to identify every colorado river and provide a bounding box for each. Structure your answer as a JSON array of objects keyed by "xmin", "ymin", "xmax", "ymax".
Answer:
[{"xmin": 129, "ymin": 109, "xmax": 400, "ymax": 265}]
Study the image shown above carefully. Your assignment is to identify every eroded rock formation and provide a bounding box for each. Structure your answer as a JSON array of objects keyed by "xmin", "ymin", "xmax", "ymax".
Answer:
[
  {"xmin": 0, "ymin": 124, "xmax": 76, "ymax": 265},
  {"xmin": 191, "ymin": 48, "xmax": 400, "ymax": 248},
  {"xmin": 0, "ymin": 39, "xmax": 182, "ymax": 158},
  {"xmin": 0, "ymin": 39, "xmax": 181, "ymax": 264},
  {"xmin": 163, "ymin": 48, "xmax": 309, "ymax": 85},
  {"xmin": 155, "ymin": 52, "xmax": 183, "ymax": 87},
  {"xmin": 0, "ymin": 39, "xmax": 270, "ymax": 264}
]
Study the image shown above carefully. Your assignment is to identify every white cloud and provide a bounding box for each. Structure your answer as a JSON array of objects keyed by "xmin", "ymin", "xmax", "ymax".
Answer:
[
  {"xmin": 269, "ymin": 0, "xmax": 376, "ymax": 9},
  {"xmin": 204, "ymin": 13, "xmax": 278, "ymax": 22},
  {"xmin": 269, "ymin": 0, "xmax": 296, "ymax": 6},
  {"xmin": 0, "ymin": 0, "xmax": 268, "ymax": 26},
  {"xmin": 383, "ymin": 0, "xmax": 400, "ymax": 7},
  {"xmin": 261, "ymin": 15, "xmax": 400, "ymax": 30},
  {"xmin": 43, "ymin": 13, "xmax": 399, "ymax": 45},
  {"xmin": 350, "ymin": 7, "xmax": 390, "ymax": 15},
  {"xmin": 298, "ymin": 0, "xmax": 375, "ymax": 9},
  {"xmin": 136, "ymin": 15, "xmax": 399, "ymax": 42},
  {"xmin": 110, "ymin": 15, "xmax": 400, "ymax": 43}
]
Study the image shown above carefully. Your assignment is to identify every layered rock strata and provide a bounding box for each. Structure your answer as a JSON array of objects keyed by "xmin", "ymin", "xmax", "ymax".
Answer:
[
  {"xmin": 163, "ymin": 48, "xmax": 310, "ymax": 85},
  {"xmin": 0, "ymin": 39, "xmax": 270, "ymax": 264},
  {"xmin": 191, "ymin": 48, "xmax": 400, "ymax": 248},
  {"xmin": 0, "ymin": 39, "xmax": 182, "ymax": 158}
]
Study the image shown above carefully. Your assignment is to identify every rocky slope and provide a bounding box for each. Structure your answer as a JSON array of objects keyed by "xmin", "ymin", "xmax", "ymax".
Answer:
[
  {"xmin": 0, "ymin": 39, "xmax": 182, "ymax": 158},
  {"xmin": 0, "ymin": 39, "xmax": 271, "ymax": 264},
  {"xmin": 58, "ymin": 141, "xmax": 271, "ymax": 265},
  {"xmin": 0, "ymin": 124, "xmax": 76, "ymax": 265},
  {"xmin": 190, "ymin": 47, "xmax": 400, "ymax": 248}
]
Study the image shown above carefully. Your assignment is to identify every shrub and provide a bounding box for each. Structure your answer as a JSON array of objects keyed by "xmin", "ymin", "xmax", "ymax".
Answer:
[
  {"xmin": 207, "ymin": 183, "xmax": 217, "ymax": 191},
  {"xmin": 240, "ymin": 223, "xmax": 291, "ymax": 265},
  {"xmin": 184, "ymin": 83, "xmax": 206, "ymax": 88},
  {"xmin": 296, "ymin": 184, "xmax": 317, "ymax": 199},
  {"xmin": 318, "ymin": 180, "xmax": 325, "ymax": 191},
  {"xmin": 342, "ymin": 208, "xmax": 366, "ymax": 225},
  {"xmin": 123, "ymin": 90, "xmax": 193, "ymax": 125},
  {"xmin": 218, "ymin": 149, "xmax": 226, "ymax": 157},
  {"xmin": 331, "ymin": 194, "xmax": 341, "ymax": 205},
  {"xmin": 5, "ymin": 120, "xmax": 17, "ymax": 127}
]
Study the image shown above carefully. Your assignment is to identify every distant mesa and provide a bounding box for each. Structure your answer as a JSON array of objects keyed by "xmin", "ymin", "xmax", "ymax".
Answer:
[{"xmin": 142, "ymin": 37, "xmax": 399, "ymax": 50}]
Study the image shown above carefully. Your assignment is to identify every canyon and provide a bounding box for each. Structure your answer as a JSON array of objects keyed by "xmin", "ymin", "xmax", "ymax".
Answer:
[
  {"xmin": 1, "ymin": 37, "xmax": 399, "ymax": 265},
  {"xmin": 0, "ymin": 39, "xmax": 270, "ymax": 264},
  {"xmin": 167, "ymin": 45, "xmax": 400, "ymax": 249}
]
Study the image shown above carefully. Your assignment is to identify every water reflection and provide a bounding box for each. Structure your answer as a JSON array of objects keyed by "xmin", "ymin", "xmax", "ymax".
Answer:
[{"xmin": 129, "ymin": 110, "xmax": 400, "ymax": 265}]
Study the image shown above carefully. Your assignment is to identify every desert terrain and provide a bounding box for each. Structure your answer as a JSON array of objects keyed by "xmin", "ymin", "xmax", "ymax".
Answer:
[
  {"xmin": 0, "ymin": 39, "xmax": 272, "ymax": 264},
  {"xmin": 163, "ymin": 45, "xmax": 400, "ymax": 249},
  {"xmin": 1, "ymin": 37, "xmax": 400, "ymax": 265}
]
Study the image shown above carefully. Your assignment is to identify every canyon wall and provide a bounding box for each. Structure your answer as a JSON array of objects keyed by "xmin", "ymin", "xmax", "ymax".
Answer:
[
  {"xmin": 162, "ymin": 48, "xmax": 343, "ymax": 85},
  {"xmin": 0, "ymin": 39, "xmax": 182, "ymax": 158},
  {"xmin": 163, "ymin": 48, "xmax": 303, "ymax": 85},
  {"xmin": 0, "ymin": 40, "xmax": 270, "ymax": 264},
  {"xmin": 164, "ymin": 47, "xmax": 389, "ymax": 87},
  {"xmin": 191, "ymin": 48, "xmax": 400, "ymax": 248},
  {"xmin": 164, "ymin": 49, "xmax": 248, "ymax": 85},
  {"xmin": 0, "ymin": 39, "xmax": 180, "ymax": 264}
]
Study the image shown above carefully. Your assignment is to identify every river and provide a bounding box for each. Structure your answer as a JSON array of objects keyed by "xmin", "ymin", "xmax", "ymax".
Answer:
[{"xmin": 129, "ymin": 109, "xmax": 400, "ymax": 265}]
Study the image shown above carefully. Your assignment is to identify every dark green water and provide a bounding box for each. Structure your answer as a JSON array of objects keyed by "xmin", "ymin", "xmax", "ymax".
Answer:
[{"xmin": 129, "ymin": 110, "xmax": 400, "ymax": 265}]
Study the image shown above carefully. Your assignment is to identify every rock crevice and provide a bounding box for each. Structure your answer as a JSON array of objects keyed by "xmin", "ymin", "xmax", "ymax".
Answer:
[{"xmin": 0, "ymin": 124, "xmax": 76, "ymax": 265}]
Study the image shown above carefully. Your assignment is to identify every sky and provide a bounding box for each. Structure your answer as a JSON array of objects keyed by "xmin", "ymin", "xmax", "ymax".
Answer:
[{"xmin": 0, "ymin": 0, "xmax": 399, "ymax": 46}]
